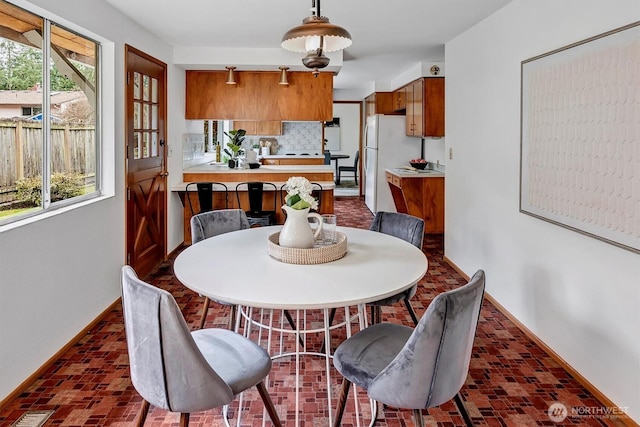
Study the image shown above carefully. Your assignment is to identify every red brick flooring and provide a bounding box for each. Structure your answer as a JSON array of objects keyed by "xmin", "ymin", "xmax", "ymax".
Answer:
[{"xmin": 0, "ymin": 196, "xmax": 626, "ymax": 426}]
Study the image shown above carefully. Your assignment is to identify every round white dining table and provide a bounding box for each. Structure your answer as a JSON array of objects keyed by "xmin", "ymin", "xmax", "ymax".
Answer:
[
  {"xmin": 174, "ymin": 225, "xmax": 428, "ymax": 310},
  {"xmin": 173, "ymin": 225, "xmax": 428, "ymax": 426}
]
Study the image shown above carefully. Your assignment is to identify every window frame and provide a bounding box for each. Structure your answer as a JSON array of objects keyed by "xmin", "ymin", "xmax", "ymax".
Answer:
[{"xmin": 0, "ymin": 2, "xmax": 102, "ymax": 227}]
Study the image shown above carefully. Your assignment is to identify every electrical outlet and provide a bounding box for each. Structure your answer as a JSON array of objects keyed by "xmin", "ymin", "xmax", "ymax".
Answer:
[
  {"xmin": 449, "ymin": 147, "xmax": 453, "ymax": 160},
  {"xmin": 168, "ymin": 146, "xmax": 173, "ymax": 157}
]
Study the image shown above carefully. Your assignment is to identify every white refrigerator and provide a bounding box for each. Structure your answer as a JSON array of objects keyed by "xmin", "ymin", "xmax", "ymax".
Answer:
[{"xmin": 364, "ymin": 115, "xmax": 421, "ymax": 214}]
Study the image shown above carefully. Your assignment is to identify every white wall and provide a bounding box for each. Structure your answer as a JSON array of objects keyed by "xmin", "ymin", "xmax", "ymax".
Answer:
[
  {"xmin": 332, "ymin": 103, "xmax": 361, "ymax": 158},
  {"xmin": 0, "ymin": 0, "xmax": 180, "ymax": 402},
  {"xmin": 445, "ymin": 0, "xmax": 640, "ymax": 422}
]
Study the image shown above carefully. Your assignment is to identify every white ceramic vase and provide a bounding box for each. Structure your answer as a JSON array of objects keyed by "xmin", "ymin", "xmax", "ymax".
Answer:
[{"xmin": 279, "ymin": 205, "xmax": 323, "ymax": 249}]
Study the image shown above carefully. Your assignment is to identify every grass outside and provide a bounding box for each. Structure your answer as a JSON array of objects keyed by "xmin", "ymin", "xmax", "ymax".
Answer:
[{"xmin": 0, "ymin": 206, "xmax": 40, "ymax": 219}]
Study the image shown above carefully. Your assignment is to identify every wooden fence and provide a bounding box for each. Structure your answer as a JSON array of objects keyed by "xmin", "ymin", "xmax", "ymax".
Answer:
[{"xmin": 0, "ymin": 121, "xmax": 96, "ymax": 204}]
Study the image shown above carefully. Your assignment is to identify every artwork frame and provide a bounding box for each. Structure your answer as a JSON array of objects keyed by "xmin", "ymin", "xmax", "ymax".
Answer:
[{"xmin": 519, "ymin": 21, "xmax": 640, "ymax": 254}]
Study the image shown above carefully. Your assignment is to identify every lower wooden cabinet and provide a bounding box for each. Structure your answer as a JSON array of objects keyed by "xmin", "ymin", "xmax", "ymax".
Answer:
[{"xmin": 386, "ymin": 171, "xmax": 444, "ymax": 233}]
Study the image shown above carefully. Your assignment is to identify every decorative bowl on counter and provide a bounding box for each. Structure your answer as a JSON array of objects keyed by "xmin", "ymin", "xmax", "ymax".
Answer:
[
  {"xmin": 248, "ymin": 163, "xmax": 261, "ymax": 169},
  {"xmin": 409, "ymin": 161, "xmax": 427, "ymax": 170}
]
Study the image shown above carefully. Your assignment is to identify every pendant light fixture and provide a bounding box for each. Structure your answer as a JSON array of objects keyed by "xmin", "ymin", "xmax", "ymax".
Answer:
[
  {"xmin": 278, "ymin": 67, "xmax": 289, "ymax": 85},
  {"xmin": 225, "ymin": 66, "xmax": 237, "ymax": 85},
  {"xmin": 281, "ymin": 0, "xmax": 351, "ymax": 77}
]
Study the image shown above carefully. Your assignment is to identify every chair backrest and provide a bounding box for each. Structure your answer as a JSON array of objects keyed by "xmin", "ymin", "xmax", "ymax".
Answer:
[
  {"xmin": 190, "ymin": 209, "xmax": 250, "ymax": 245},
  {"xmin": 369, "ymin": 211, "xmax": 424, "ymax": 249},
  {"xmin": 121, "ymin": 266, "xmax": 233, "ymax": 413},
  {"xmin": 185, "ymin": 182, "xmax": 228, "ymax": 215},
  {"xmin": 353, "ymin": 150, "xmax": 359, "ymax": 169},
  {"xmin": 324, "ymin": 152, "xmax": 331, "ymax": 165},
  {"xmin": 367, "ymin": 270, "xmax": 486, "ymax": 409},
  {"xmin": 236, "ymin": 182, "xmax": 277, "ymax": 214}
]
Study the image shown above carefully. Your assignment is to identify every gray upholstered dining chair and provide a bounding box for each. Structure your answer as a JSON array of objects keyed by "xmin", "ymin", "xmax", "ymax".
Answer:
[
  {"xmin": 332, "ymin": 269, "xmax": 485, "ymax": 427},
  {"xmin": 368, "ymin": 211, "xmax": 425, "ymax": 325},
  {"xmin": 322, "ymin": 211, "xmax": 425, "ymax": 354},
  {"xmin": 121, "ymin": 266, "xmax": 282, "ymax": 427},
  {"xmin": 191, "ymin": 209, "xmax": 250, "ymax": 329}
]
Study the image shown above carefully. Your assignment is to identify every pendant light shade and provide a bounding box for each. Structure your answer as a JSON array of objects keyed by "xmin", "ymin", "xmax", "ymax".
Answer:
[
  {"xmin": 281, "ymin": 0, "xmax": 351, "ymax": 77},
  {"xmin": 281, "ymin": 15, "xmax": 352, "ymax": 53},
  {"xmin": 225, "ymin": 66, "xmax": 237, "ymax": 85}
]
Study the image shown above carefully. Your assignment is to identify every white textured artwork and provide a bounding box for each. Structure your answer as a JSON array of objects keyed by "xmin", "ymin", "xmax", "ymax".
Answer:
[{"xmin": 520, "ymin": 22, "xmax": 640, "ymax": 253}]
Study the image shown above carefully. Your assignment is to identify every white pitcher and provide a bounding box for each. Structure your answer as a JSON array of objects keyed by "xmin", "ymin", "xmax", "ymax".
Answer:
[{"xmin": 279, "ymin": 205, "xmax": 323, "ymax": 249}]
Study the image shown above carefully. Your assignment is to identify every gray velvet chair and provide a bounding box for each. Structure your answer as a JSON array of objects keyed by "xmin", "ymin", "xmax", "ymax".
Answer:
[
  {"xmin": 332, "ymin": 269, "xmax": 485, "ymax": 427},
  {"xmin": 121, "ymin": 266, "xmax": 282, "ymax": 427},
  {"xmin": 191, "ymin": 209, "xmax": 250, "ymax": 329},
  {"xmin": 368, "ymin": 211, "xmax": 425, "ymax": 325}
]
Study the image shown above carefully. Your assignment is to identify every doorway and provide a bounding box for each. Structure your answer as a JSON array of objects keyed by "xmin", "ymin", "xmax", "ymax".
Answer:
[{"xmin": 125, "ymin": 45, "xmax": 168, "ymax": 277}]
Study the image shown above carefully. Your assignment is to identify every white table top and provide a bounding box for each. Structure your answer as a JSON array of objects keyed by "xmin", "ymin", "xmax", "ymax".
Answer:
[{"xmin": 174, "ymin": 226, "xmax": 428, "ymax": 310}]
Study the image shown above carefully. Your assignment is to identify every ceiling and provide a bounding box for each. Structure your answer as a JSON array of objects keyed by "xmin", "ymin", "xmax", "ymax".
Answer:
[{"xmin": 103, "ymin": 0, "xmax": 513, "ymax": 93}]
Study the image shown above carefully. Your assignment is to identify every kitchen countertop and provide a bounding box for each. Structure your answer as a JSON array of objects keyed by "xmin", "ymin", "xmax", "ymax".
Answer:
[
  {"xmin": 185, "ymin": 164, "xmax": 333, "ymax": 173},
  {"xmin": 262, "ymin": 154, "xmax": 324, "ymax": 159},
  {"xmin": 386, "ymin": 167, "xmax": 445, "ymax": 177}
]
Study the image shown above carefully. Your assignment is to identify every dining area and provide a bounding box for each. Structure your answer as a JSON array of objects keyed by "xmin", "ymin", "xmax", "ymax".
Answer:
[
  {"xmin": 0, "ymin": 195, "xmax": 618, "ymax": 427},
  {"xmin": 119, "ymin": 177, "xmax": 485, "ymax": 427}
]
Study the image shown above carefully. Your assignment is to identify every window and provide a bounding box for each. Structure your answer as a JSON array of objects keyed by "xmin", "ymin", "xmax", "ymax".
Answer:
[{"xmin": 0, "ymin": 0, "xmax": 100, "ymax": 225}]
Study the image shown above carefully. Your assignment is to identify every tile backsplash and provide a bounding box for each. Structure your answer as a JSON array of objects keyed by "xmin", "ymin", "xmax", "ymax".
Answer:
[{"xmin": 245, "ymin": 121, "xmax": 323, "ymax": 154}]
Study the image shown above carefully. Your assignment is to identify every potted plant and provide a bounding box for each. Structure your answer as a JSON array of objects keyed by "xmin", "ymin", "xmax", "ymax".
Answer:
[{"xmin": 223, "ymin": 129, "xmax": 246, "ymax": 168}]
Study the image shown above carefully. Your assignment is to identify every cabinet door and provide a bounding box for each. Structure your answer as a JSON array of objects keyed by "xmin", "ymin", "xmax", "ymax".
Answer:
[
  {"xmin": 393, "ymin": 88, "xmax": 406, "ymax": 111},
  {"xmin": 423, "ymin": 78, "xmax": 445, "ymax": 137},
  {"xmin": 256, "ymin": 120, "xmax": 282, "ymax": 135},
  {"xmin": 405, "ymin": 84, "xmax": 415, "ymax": 136},
  {"xmin": 412, "ymin": 79, "xmax": 424, "ymax": 137},
  {"xmin": 233, "ymin": 120, "xmax": 257, "ymax": 135}
]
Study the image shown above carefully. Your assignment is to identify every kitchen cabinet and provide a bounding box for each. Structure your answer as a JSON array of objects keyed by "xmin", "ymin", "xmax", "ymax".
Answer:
[
  {"xmin": 186, "ymin": 70, "xmax": 332, "ymax": 121},
  {"xmin": 405, "ymin": 77, "xmax": 445, "ymax": 137},
  {"xmin": 364, "ymin": 92, "xmax": 401, "ymax": 116},
  {"xmin": 234, "ymin": 120, "xmax": 282, "ymax": 135},
  {"xmin": 392, "ymin": 87, "xmax": 406, "ymax": 112},
  {"xmin": 386, "ymin": 170, "xmax": 444, "ymax": 233},
  {"xmin": 405, "ymin": 79, "xmax": 423, "ymax": 136}
]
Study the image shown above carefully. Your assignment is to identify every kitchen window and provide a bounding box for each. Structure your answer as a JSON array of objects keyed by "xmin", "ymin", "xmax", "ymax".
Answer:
[{"xmin": 0, "ymin": 0, "xmax": 100, "ymax": 225}]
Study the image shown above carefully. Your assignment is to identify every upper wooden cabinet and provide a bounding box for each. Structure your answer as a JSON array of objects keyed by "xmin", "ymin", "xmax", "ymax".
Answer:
[
  {"xmin": 364, "ymin": 92, "xmax": 401, "ymax": 116},
  {"xmin": 405, "ymin": 77, "xmax": 444, "ymax": 137},
  {"xmin": 186, "ymin": 71, "xmax": 333, "ymax": 121},
  {"xmin": 392, "ymin": 88, "xmax": 406, "ymax": 112},
  {"xmin": 233, "ymin": 120, "xmax": 282, "ymax": 135}
]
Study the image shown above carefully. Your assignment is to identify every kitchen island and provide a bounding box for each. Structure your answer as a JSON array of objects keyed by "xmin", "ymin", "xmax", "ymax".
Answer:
[
  {"xmin": 175, "ymin": 164, "xmax": 335, "ymax": 244},
  {"xmin": 386, "ymin": 168, "xmax": 445, "ymax": 234},
  {"xmin": 261, "ymin": 154, "xmax": 324, "ymax": 165}
]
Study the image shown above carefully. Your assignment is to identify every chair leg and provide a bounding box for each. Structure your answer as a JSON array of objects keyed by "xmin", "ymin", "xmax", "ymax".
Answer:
[
  {"xmin": 199, "ymin": 297, "xmax": 211, "ymax": 329},
  {"xmin": 256, "ymin": 381, "xmax": 282, "ymax": 427},
  {"xmin": 179, "ymin": 413, "xmax": 189, "ymax": 427},
  {"xmin": 135, "ymin": 399, "xmax": 150, "ymax": 427},
  {"xmin": 404, "ymin": 298, "xmax": 420, "ymax": 326},
  {"xmin": 228, "ymin": 304, "xmax": 237, "ymax": 330},
  {"xmin": 283, "ymin": 309, "xmax": 305, "ymax": 347},
  {"xmin": 413, "ymin": 409, "xmax": 425, "ymax": 427},
  {"xmin": 333, "ymin": 378, "xmax": 351, "ymax": 427},
  {"xmin": 454, "ymin": 393, "xmax": 474, "ymax": 427}
]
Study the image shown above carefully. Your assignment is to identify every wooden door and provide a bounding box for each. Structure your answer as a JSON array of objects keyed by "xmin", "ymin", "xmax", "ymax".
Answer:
[{"xmin": 125, "ymin": 45, "xmax": 168, "ymax": 277}]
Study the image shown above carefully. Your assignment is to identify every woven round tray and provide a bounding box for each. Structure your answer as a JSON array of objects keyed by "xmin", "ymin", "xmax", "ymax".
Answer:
[{"xmin": 268, "ymin": 231, "xmax": 347, "ymax": 265}]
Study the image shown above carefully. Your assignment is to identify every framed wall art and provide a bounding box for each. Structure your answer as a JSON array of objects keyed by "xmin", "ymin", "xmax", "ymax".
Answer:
[{"xmin": 520, "ymin": 21, "xmax": 640, "ymax": 254}]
